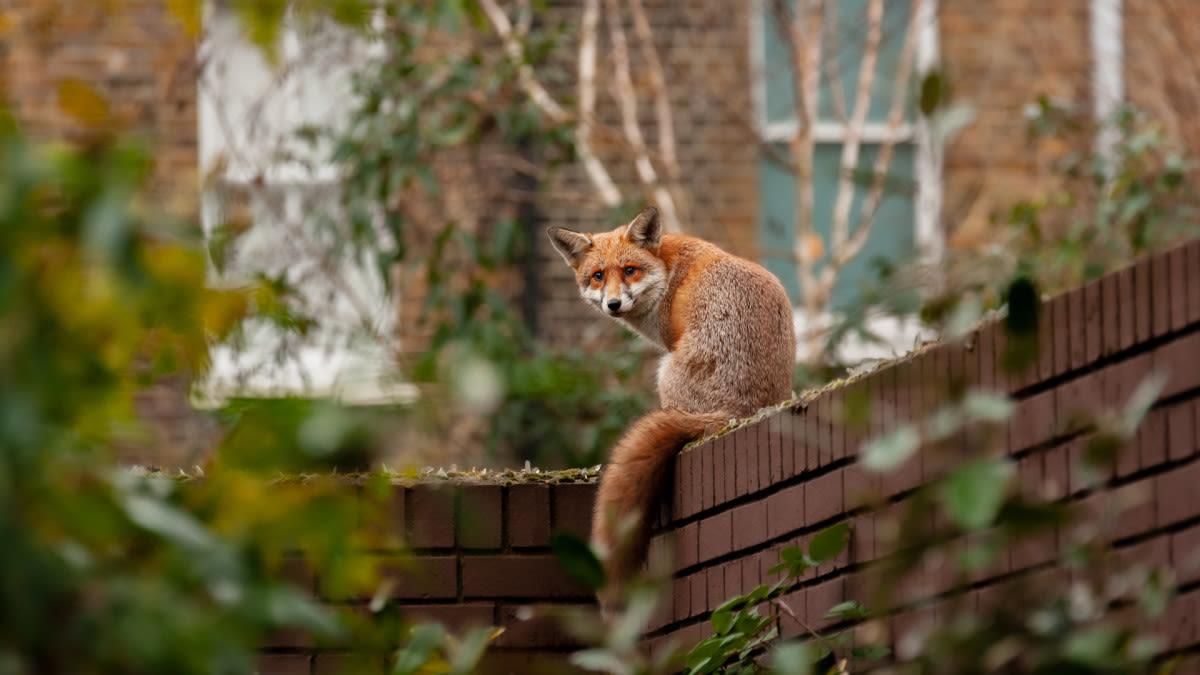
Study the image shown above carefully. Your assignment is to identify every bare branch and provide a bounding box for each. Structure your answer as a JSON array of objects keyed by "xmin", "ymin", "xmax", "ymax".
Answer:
[
  {"xmin": 820, "ymin": 0, "xmax": 848, "ymax": 124},
  {"xmin": 772, "ymin": 0, "xmax": 823, "ymax": 313},
  {"xmin": 603, "ymin": 0, "xmax": 682, "ymax": 233},
  {"xmin": 477, "ymin": 0, "xmax": 568, "ymax": 124},
  {"xmin": 837, "ymin": 0, "xmax": 924, "ymax": 269},
  {"xmin": 577, "ymin": 0, "xmax": 624, "ymax": 207},
  {"xmin": 626, "ymin": 0, "xmax": 680, "ymax": 185},
  {"xmin": 828, "ymin": 0, "xmax": 883, "ymax": 260}
]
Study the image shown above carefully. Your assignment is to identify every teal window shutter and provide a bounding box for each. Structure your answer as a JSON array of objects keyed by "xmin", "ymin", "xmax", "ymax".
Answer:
[{"xmin": 758, "ymin": 0, "xmax": 917, "ymax": 311}]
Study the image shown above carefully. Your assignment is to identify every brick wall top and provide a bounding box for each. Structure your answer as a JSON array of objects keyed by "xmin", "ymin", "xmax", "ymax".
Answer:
[{"xmin": 261, "ymin": 238, "xmax": 1200, "ymax": 673}]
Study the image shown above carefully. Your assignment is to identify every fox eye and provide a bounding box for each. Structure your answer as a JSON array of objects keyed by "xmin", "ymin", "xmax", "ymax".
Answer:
[
  {"xmin": 623, "ymin": 266, "xmax": 637, "ymax": 277},
  {"xmin": 591, "ymin": 270, "xmax": 604, "ymax": 283}
]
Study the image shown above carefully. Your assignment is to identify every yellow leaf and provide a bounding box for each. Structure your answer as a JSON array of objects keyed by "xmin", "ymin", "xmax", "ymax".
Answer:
[
  {"xmin": 58, "ymin": 78, "xmax": 109, "ymax": 128},
  {"xmin": 166, "ymin": 0, "xmax": 202, "ymax": 37}
]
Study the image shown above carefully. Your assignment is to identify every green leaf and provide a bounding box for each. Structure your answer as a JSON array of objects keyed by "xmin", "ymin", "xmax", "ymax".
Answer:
[
  {"xmin": 770, "ymin": 641, "xmax": 815, "ymax": 675},
  {"xmin": 550, "ymin": 532, "xmax": 605, "ymax": 591},
  {"xmin": 937, "ymin": 458, "xmax": 1015, "ymax": 531},
  {"xmin": 1120, "ymin": 371, "xmax": 1167, "ymax": 436},
  {"xmin": 823, "ymin": 600, "xmax": 869, "ymax": 621},
  {"xmin": 393, "ymin": 623, "xmax": 447, "ymax": 675},
  {"xmin": 570, "ymin": 648, "xmax": 630, "ymax": 673},
  {"xmin": 121, "ymin": 493, "xmax": 219, "ymax": 554},
  {"xmin": 712, "ymin": 608, "xmax": 734, "ymax": 635},
  {"xmin": 808, "ymin": 522, "xmax": 850, "ymax": 563},
  {"xmin": 860, "ymin": 425, "xmax": 920, "ymax": 472},
  {"xmin": 962, "ymin": 391, "xmax": 1015, "ymax": 423},
  {"xmin": 449, "ymin": 626, "xmax": 499, "ymax": 673}
]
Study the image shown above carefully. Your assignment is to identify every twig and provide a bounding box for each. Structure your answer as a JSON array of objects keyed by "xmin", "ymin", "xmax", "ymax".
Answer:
[{"xmin": 602, "ymin": 0, "xmax": 682, "ymax": 232}]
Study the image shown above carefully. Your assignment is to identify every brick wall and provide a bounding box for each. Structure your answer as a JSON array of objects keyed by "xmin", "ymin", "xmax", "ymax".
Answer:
[
  {"xmin": 644, "ymin": 237, "xmax": 1200, "ymax": 669},
  {"xmin": 261, "ymin": 238, "xmax": 1200, "ymax": 672},
  {"xmin": 257, "ymin": 479, "xmax": 599, "ymax": 674}
]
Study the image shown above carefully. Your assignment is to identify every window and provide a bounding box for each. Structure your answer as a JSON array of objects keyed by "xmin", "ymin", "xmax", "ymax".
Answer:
[
  {"xmin": 197, "ymin": 6, "xmax": 411, "ymax": 403},
  {"xmin": 752, "ymin": 0, "xmax": 941, "ymax": 358}
]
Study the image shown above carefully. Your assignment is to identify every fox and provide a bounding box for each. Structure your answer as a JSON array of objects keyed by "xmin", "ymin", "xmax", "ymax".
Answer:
[{"xmin": 547, "ymin": 206, "xmax": 796, "ymax": 609}]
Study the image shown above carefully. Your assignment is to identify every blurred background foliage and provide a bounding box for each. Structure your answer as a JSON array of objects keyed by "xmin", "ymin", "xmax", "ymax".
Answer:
[{"xmin": 2, "ymin": 0, "xmax": 1199, "ymax": 672}]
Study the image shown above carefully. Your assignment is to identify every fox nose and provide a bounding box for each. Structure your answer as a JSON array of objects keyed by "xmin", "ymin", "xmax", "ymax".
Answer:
[{"xmin": 606, "ymin": 298, "xmax": 622, "ymax": 313}]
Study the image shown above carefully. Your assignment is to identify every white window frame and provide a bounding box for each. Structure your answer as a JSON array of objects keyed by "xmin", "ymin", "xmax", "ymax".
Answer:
[
  {"xmin": 749, "ymin": 0, "xmax": 943, "ymax": 362},
  {"xmin": 196, "ymin": 4, "xmax": 413, "ymax": 405}
]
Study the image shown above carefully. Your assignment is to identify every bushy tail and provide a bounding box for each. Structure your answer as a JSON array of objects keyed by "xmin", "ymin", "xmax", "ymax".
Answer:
[{"xmin": 592, "ymin": 409, "xmax": 729, "ymax": 605}]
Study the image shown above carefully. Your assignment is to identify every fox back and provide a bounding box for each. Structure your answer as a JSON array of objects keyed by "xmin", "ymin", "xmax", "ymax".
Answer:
[
  {"xmin": 548, "ymin": 207, "xmax": 795, "ymax": 415},
  {"xmin": 548, "ymin": 207, "xmax": 796, "ymax": 611}
]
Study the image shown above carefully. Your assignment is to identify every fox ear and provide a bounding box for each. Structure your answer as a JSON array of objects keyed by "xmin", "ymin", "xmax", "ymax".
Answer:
[
  {"xmin": 624, "ymin": 207, "xmax": 661, "ymax": 250},
  {"xmin": 547, "ymin": 226, "xmax": 593, "ymax": 267}
]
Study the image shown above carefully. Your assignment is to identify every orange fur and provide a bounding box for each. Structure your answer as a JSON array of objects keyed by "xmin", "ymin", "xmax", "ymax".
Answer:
[{"xmin": 547, "ymin": 207, "xmax": 796, "ymax": 609}]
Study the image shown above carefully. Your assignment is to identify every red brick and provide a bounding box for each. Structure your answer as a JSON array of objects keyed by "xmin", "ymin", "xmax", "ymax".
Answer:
[
  {"xmin": 1011, "ymin": 389, "xmax": 1057, "ymax": 452},
  {"xmin": 731, "ymin": 427, "xmax": 751, "ymax": 499},
  {"xmin": 697, "ymin": 510, "xmax": 732, "ymax": 563},
  {"xmin": 1152, "ymin": 249, "xmax": 1172, "ymax": 337},
  {"xmin": 731, "ymin": 498, "xmax": 769, "ymax": 552},
  {"xmin": 828, "ymin": 391, "xmax": 846, "ymax": 464},
  {"xmin": 1155, "ymin": 331, "xmax": 1200, "ymax": 400},
  {"xmin": 1117, "ymin": 266, "xmax": 1137, "ymax": 350},
  {"xmin": 805, "ymin": 468, "xmax": 844, "ymax": 525},
  {"xmin": 732, "ymin": 425, "xmax": 757, "ymax": 497},
  {"xmin": 766, "ymin": 483, "xmax": 805, "ymax": 539},
  {"xmin": 707, "ymin": 565, "xmax": 726, "ymax": 609},
  {"xmin": 1057, "ymin": 370, "xmax": 1103, "ymax": 437},
  {"xmin": 724, "ymin": 558, "xmax": 744, "ymax": 600},
  {"xmin": 700, "ymin": 442, "xmax": 717, "ymax": 511},
  {"xmin": 679, "ymin": 448, "xmax": 698, "ymax": 519},
  {"xmin": 1084, "ymin": 280, "xmax": 1102, "ymax": 364},
  {"xmin": 1112, "ymin": 482, "xmax": 1156, "ymax": 541},
  {"xmin": 979, "ymin": 321, "xmax": 998, "ymax": 390},
  {"xmin": 461, "ymin": 554, "xmax": 590, "ymax": 599},
  {"xmin": 1162, "ymin": 587, "xmax": 1200, "ymax": 651},
  {"xmin": 1169, "ymin": 246, "xmax": 1189, "ymax": 332},
  {"xmin": 674, "ymin": 521, "xmax": 699, "ymax": 571},
  {"xmin": 807, "ymin": 576, "xmax": 847, "ymax": 631},
  {"xmin": 1138, "ymin": 407, "xmax": 1168, "ymax": 471},
  {"xmin": 379, "ymin": 555, "xmax": 458, "ymax": 600},
  {"xmin": 1134, "ymin": 258, "xmax": 1154, "ymax": 344},
  {"xmin": 1101, "ymin": 273, "xmax": 1121, "ymax": 357},
  {"xmin": 255, "ymin": 654, "xmax": 311, "ymax": 675},
  {"xmin": 1067, "ymin": 288, "xmax": 1088, "ymax": 372},
  {"xmin": 689, "ymin": 570, "xmax": 707, "ymax": 617},
  {"xmin": 767, "ymin": 415, "xmax": 783, "ymax": 487},
  {"xmin": 553, "ymin": 482, "xmax": 595, "ymax": 540},
  {"xmin": 384, "ymin": 486, "xmax": 406, "ymax": 547},
  {"xmin": 1188, "ymin": 241, "xmax": 1200, "ymax": 325},
  {"xmin": 1037, "ymin": 299, "xmax": 1056, "ymax": 380},
  {"xmin": 507, "ymin": 484, "xmax": 551, "ymax": 548},
  {"xmin": 850, "ymin": 513, "xmax": 875, "ymax": 564},
  {"xmin": 711, "ymin": 435, "xmax": 729, "ymax": 507},
  {"xmin": 673, "ymin": 575, "xmax": 691, "ymax": 621},
  {"xmin": 1103, "ymin": 351, "xmax": 1155, "ymax": 409},
  {"xmin": 757, "ymin": 422, "xmax": 772, "ymax": 492},
  {"xmin": 1041, "ymin": 442, "xmax": 1070, "ymax": 499},
  {"xmin": 1172, "ymin": 524, "xmax": 1200, "ymax": 587},
  {"xmin": 776, "ymin": 587, "xmax": 807, "ymax": 639},
  {"xmin": 457, "ymin": 485, "xmax": 502, "ymax": 550},
  {"xmin": 409, "ymin": 485, "xmax": 455, "ymax": 549},
  {"xmin": 779, "ymin": 412, "xmax": 796, "ymax": 480},
  {"xmin": 742, "ymin": 550, "xmax": 763, "ymax": 594},
  {"xmin": 495, "ymin": 603, "xmax": 584, "ymax": 648},
  {"xmin": 314, "ymin": 653, "xmax": 381, "ymax": 675},
  {"xmin": 1156, "ymin": 459, "xmax": 1200, "ymax": 528},
  {"xmin": 1168, "ymin": 402, "xmax": 1197, "ymax": 462},
  {"xmin": 401, "ymin": 603, "xmax": 495, "ymax": 633}
]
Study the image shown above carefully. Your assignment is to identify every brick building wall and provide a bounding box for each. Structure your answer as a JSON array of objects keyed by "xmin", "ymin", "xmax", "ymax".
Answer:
[
  {"xmin": 256, "ymin": 238, "xmax": 1200, "ymax": 673},
  {"xmin": 1, "ymin": 1, "xmax": 198, "ymax": 209},
  {"xmin": 532, "ymin": 0, "xmax": 760, "ymax": 349}
]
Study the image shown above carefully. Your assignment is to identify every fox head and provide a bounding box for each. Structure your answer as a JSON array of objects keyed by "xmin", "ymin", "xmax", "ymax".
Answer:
[{"xmin": 547, "ymin": 207, "xmax": 669, "ymax": 319}]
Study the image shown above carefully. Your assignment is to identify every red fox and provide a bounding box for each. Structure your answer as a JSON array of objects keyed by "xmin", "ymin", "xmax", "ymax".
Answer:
[{"xmin": 547, "ymin": 206, "xmax": 796, "ymax": 607}]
